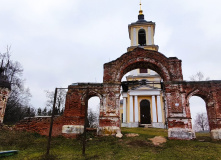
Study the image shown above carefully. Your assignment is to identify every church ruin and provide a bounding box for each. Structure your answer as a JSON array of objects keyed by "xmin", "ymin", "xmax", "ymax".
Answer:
[{"xmin": 15, "ymin": 6, "xmax": 221, "ymax": 140}]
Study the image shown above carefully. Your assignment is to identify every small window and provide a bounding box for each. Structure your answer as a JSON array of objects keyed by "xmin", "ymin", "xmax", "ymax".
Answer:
[
  {"xmin": 138, "ymin": 29, "xmax": 146, "ymax": 46},
  {"xmin": 140, "ymin": 68, "xmax": 147, "ymax": 73}
]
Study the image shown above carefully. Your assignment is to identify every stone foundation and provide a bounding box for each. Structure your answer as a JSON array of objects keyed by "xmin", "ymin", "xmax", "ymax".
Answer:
[
  {"xmin": 121, "ymin": 122, "xmax": 139, "ymax": 128},
  {"xmin": 168, "ymin": 128, "xmax": 196, "ymax": 140},
  {"xmin": 62, "ymin": 125, "xmax": 84, "ymax": 134},
  {"xmin": 152, "ymin": 122, "xmax": 164, "ymax": 129},
  {"xmin": 211, "ymin": 129, "xmax": 221, "ymax": 140}
]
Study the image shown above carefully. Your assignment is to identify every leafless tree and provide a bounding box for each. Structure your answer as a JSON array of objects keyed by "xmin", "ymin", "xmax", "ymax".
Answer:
[
  {"xmin": 87, "ymin": 108, "xmax": 99, "ymax": 128},
  {"xmin": 44, "ymin": 89, "xmax": 67, "ymax": 115},
  {"xmin": 190, "ymin": 71, "xmax": 210, "ymax": 81},
  {"xmin": 193, "ymin": 112, "xmax": 209, "ymax": 132},
  {"xmin": 1, "ymin": 47, "xmax": 34, "ymax": 124}
]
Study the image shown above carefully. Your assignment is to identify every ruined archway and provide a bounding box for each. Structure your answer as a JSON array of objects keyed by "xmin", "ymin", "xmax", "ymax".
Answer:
[
  {"xmin": 101, "ymin": 48, "xmax": 183, "ymax": 132},
  {"xmin": 165, "ymin": 81, "xmax": 221, "ymax": 140},
  {"xmin": 103, "ymin": 48, "xmax": 183, "ymax": 83}
]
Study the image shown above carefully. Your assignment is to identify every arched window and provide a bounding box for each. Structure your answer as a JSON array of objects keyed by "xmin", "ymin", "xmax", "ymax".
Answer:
[
  {"xmin": 138, "ymin": 29, "xmax": 146, "ymax": 46},
  {"xmin": 140, "ymin": 99, "xmax": 151, "ymax": 124}
]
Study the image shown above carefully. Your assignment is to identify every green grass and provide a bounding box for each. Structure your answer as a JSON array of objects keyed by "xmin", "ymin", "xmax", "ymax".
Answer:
[{"xmin": 0, "ymin": 127, "xmax": 220, "ymax": 160}]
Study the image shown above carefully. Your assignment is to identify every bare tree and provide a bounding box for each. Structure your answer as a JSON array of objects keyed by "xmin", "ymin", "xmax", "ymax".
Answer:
[
  {"xmin": 45, "ymin": 89, "xmax": 67, "ymax": 115},
  {"xmin": 190, "ymin": 71, "xmax": 210, "ymax": 81},
  {"xmin": 194, "ymin": 112, "xmax": 209, "ymax": 132},
  {"xmin": 87, "ymin": 108, "xmax": 99, "ymax": 128},
  {"xmin": 1, "ymin": 47, "xmax": 34, "ymax": 124}
]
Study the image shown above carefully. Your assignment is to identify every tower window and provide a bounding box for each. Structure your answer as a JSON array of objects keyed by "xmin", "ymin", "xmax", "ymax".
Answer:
[{"xmin": 138, "ymin": 29, "xmax": 146, "ymax": 46}]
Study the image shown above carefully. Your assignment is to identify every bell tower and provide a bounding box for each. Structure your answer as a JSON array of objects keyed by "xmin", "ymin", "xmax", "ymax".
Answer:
[{"xmin": 127, "ymin": 1, "xmax": 159, "ymax": 52}]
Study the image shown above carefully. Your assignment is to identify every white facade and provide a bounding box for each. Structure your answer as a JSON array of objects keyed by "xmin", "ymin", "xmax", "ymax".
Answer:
[{"xmin": 120, "ymin": 69, "xmax": 165, "ymax": 128}]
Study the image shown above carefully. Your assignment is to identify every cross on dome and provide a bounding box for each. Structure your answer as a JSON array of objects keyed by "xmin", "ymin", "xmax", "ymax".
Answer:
[{"xmin": 139, "ymin": 0, "xmax": 143, "ymax": 15}]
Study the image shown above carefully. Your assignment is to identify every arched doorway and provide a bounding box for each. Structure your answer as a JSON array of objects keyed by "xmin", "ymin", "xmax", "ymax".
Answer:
[{"xmin": 140, "ymin": 100, "xmax": 151, "ymax": 124}]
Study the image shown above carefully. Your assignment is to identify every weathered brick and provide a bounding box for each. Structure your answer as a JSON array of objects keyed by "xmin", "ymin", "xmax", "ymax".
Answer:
[{"xmin": 15, "ymin": 48, "xmax": 221, "ymax": 140}]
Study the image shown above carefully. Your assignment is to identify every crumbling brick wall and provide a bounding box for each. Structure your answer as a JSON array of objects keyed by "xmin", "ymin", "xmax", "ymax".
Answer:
[
  {"xmin": 15, "ymin": 48, "xmax": 221, "ymax": 139},
  {"xmin": 165, "ymin": 81, "xmax": 221, "ymax": 130}
]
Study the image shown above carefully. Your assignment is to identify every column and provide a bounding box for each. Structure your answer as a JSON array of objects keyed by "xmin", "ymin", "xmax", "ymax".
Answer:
[
  {"xmin": 152, "ymin": 96, "xmax": 157, "ymax": 122},
  {"xmin": 134, "ymin": 96, "xmax": 138, "ymax": 122},
  {"xmin": 123, "ymin": 97, "xmax": 127, "ymax": 123},
  {"xmin": 157, "ymin": 96, "xmax": 163, "ymax": 122},
  {"xmin": 130, "ymin": 95, "xmax": 134, "ymax": 122}
]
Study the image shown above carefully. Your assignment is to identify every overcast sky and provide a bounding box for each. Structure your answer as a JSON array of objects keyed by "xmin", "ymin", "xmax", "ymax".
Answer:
[{"xmin": 1, "ymin": 0, "xmax": 221, "ymax": 122}]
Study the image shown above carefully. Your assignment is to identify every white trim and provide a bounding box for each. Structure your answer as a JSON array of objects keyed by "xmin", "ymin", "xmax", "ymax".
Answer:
[
  {"xmin": 148, "ymin": 27, "xmax": 152, "ymax": 45},
  {"xmin": 123, "ymin": 97, "xmax": 127, "ymax": 123},
  {"xmin": 122, "ymin": 92, "xmax": 127, "ymax": 98},
  {"xmin": 130, "ymin": 96, "xmax": 134, "ymax": 122},
  {"xmin": 157, "ymin": 96, "xmax": 163, "ymax": 122},
  {"xmin": 129, "ymin": 90, "xmax": 161, "ymax": 96},
  {"xmin": 133, "ymin": 28, "xmax": 136, "ymax": 46},
  {"xmin": 152, "ymin": 96, "xmax": 157, "ymax": 122},
  {"xmin": 134, "ymin": 96, "xmax": 138, "ymax": 122}
]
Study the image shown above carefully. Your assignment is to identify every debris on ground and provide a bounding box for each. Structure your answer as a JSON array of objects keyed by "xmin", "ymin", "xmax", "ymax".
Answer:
[
  {"xmin": 149, "ymin": 136, "xmax": 167, "ymax": 146},
  {"xmin": 125, "ymin": 133, "xmax": 139, "ymax": 137}
]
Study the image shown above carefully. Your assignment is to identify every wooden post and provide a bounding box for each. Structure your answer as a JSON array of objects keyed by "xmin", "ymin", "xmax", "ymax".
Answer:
[
  {"xmin": 46, "ymin": 88, "xmax": 57, "ymax": 155},
  {"xmin": 82, "ymin": 87, "xmax": 89, "ymax": 155}
]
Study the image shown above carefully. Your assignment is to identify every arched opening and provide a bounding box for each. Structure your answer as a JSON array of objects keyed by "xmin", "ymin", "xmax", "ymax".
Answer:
[
  {"xmin": 189, "ymin": 96, "xmax": 209, "ymax": 132},
  {"xmin": 118, "ymin": 61, "xmax": 170, "ymax": 83},
  {"xmin": 120, "ymin": 68, "xmax": 165, "ymax": 128},
  {"xmin": 140, "ymin": 99, "xmax": 151, "ymax": 124},
  {"xmin": 88, "ymin": 96, "xmax": 100, "ymax": 128},
  {"xmin": 138, "ymin": 29, "xmax": 146, "ymax": 46}
]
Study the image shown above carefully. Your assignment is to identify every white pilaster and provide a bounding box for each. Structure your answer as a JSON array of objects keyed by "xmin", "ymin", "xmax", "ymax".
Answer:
[
  {"xmin": 134, "ymin": 96, "xmax": 138, "ymax": 122},
  {"xmin": 148, "ymin": 27, "xmax": 152, "ymax": 45},
  {"xmin": 123, "ymin": 97, "xmax": 127, "ymax": 123},
  {"xmin": 133, "ymin": 28, "xmax": 136, "ymax": 46},
  {"xmin": 130, "ymin": 95, "xmax": 134, "ymax": 122},
  {"xmin": 157, "ymin": 96, "xmax": 163, "ymax": 122},
  {"xmin": 152, "ymin": 96, "xmax": 157, "ymax": 122}
]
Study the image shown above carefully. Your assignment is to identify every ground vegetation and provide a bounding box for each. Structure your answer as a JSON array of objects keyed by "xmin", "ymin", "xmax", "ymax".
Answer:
[{"xmin": 0, "ymin": 127, "xmax": 220, "ymax": 159}]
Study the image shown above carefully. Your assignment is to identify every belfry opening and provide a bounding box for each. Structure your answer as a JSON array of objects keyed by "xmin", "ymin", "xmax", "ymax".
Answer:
[{"xmin": 138, "ymin": 29, "xmax": 146, "ymax": 46}]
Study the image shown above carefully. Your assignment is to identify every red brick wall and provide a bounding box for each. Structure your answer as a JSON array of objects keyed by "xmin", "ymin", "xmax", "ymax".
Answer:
[{"xmin": 15, "ymin": 48, "xmax": 221, "ymax": 138}]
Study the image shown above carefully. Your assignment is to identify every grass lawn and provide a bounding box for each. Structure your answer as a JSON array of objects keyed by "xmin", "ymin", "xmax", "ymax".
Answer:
[{"xmin": 0, "ymin": 127, "xmax": 220, "ymax": 160}]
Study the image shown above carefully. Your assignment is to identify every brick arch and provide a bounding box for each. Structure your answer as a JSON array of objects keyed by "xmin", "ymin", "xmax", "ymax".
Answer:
[
  {"xmin": 103, "ymin": 48, "xmax": 183, "ymax": 83},
  {"xmin": 81, "ymin": 91, "xmax": 103, "ymax": 102},
  {"xmin": 119, "ymin": 60, "xmax": 170, "ymax": 82},
  {"xmin": 81, "ymin": 91, "xmax": 104, "ymax": 113},
  {"xmin": 186, "ymin": 89, "xmax": 214, "ymax": 131},
  {"xmin": 186, "ymin": 89, "xmax": 212, "ymax": 104}
]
